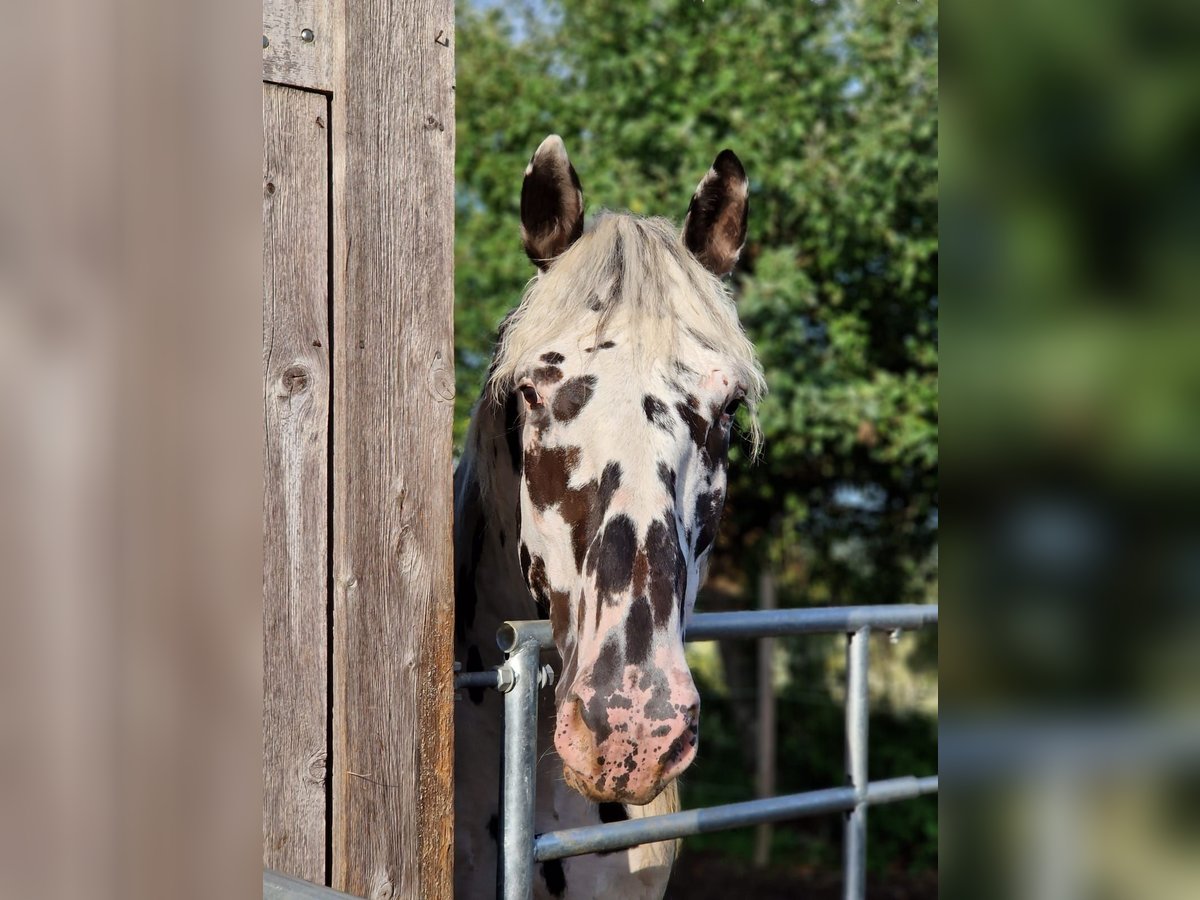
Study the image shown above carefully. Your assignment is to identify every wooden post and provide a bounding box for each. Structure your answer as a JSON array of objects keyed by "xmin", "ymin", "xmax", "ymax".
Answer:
[
  {"xmin": 262, "ymin": 0, "xmax": 455, "ymax": 895},
  {"xmin": 329, "ymin": 0, "xmax": 456, "ymax": 896},
  {"xmin": 262, "ymin": 83, "xmax": 332, "ymax": 885},
  {"xmin": 753, "ymin": 569, "xmax": 777, "ymax": 869}
]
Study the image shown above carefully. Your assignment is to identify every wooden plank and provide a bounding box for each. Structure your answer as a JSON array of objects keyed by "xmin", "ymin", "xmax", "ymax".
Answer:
[
  {"xmin": 263, "ymin": 0, "xmax": 335, "ymax": 92},
  {"xmin": 329, "ymin": 0, "xmax": 456, "ymax": 894},
  {"xmin": 263, "ymin": 82, "xmax": 331, "ymax": 886}
]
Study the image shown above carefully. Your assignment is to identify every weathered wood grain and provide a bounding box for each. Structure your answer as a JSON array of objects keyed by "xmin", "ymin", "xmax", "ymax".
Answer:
[
  {"xmin": 329, "ymin": 0, "xmax": 456, "ymax": 895},
  {"xmin": 263, "ymin": 82, "xmax": 331, "ymax": 886},
  {"xmin": 263, "ymin": 0, "xmax": 335, "ymax": 91}
]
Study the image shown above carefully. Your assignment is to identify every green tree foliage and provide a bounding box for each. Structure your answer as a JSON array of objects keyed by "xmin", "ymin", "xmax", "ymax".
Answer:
[{"xmin": 456, "ymin": 0, "xmax": 937, "ymax": 609}]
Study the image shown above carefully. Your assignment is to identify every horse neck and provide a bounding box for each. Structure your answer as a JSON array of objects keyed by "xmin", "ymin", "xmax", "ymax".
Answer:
[{"xmin": 454, "ymin": 393, "xmax": 538, "ymax": 656}]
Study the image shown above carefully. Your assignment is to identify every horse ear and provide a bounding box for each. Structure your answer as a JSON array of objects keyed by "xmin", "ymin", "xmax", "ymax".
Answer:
[
  {"xmin": 521, "ymin": 135, "xmax": 585, "ymax": 270},
  {"xmin": 682, "ymin": 150, "xmax": 749, "ymax": 277}
]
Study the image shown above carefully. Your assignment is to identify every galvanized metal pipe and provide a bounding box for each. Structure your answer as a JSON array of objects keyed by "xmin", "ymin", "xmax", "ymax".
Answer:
[
  {"xmin": 531, "ymin": 776, "xmax": 937, "ymax": 862},
  {"xmin": 843, "ymin": 626, "xmax": 871, "ymax": 900},
  {"xmin": 687, "ymin": 604, "xmax": 937, "ymax": 642},
  {"xmin": 499, "ymin": 636, "xmax": 541, "ymax": 900},
  {"xmin": 496, "ymin": 605, "xmax": 937, "ymax": 655}
]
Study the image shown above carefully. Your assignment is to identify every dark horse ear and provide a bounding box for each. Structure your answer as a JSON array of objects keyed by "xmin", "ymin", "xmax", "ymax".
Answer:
[
  {"xmin": 520, "ymin": 135, "xmax": 585, "ymax": 270},
  {"xmin": 682, "ymin": 150, "xmax": 749, "ymax": 277}
]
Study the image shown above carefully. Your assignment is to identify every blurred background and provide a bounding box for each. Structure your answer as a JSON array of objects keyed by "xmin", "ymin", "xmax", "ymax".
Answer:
[
  {"xmin": 942, "ymin": 0, "xmax": 1200, "ymax": 897},
  {"xmin": 454, "ymin": 1, "xmax": 939, "ymax": 895}
]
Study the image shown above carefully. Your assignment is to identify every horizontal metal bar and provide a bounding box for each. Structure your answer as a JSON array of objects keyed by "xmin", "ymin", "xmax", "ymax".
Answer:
[
  {"xmin": 532, "ymin": 775, "xmax": 938, "ymax": 862},
  {"xmin": 687, "ymin": 604, "xmax": 938, "ymax": 642},
  {"xmin": 499, "ymin": 605, "xmax": 938, "ymax": 652},
  {"xmin": 263, "ymin": 870, "xmax": 362, "ymax": 900},
  {"xmin": 455, "ymin": 670, "xmax": 500, "ymax": 690}
]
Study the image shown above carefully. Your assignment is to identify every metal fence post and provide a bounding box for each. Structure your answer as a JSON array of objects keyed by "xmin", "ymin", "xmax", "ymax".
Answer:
[
  {"xmin": 498, "ymin": 629, "xmax": 542, "ymax": 900},
  {"xmin": 843, "ymin": 626, "xmax": 870, "ymax": 900}
]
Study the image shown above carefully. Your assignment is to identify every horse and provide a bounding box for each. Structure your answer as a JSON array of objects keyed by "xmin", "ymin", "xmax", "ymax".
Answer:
[{"xmin": 454, "ymin": 135, "xmax": 764, "ymax": 899}]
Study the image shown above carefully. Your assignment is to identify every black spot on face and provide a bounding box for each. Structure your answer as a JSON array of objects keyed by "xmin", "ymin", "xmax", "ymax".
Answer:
[
  {"xmin": 549, "ymin": 588, "xmax": 571, "ymax": 647},
  {"xmin": 540, "ymin": 351, "xmax": 566, "ymax": 365},
  {"xmin": 693, "ymin": 490, "xmax": 725, "ymax": 556},
  {"xmin": 676, "ymin": 401, "xmax": 709, "ymax": 450},
  {"xmin": 598, "ymin": 340, "xmax": 616, "ymax": 350},
  {"xmin": 642, "ymin": 668, "xmax": 676, "ymax": 721},
  {"xmin": 591, "ymin": 515, "xmax": 637, "ymax": 604},
  {"xmin": 644, "ymin": 516, "xmax": 684, "ymax": 627},
  {"xmin": 657, "ymin": 463, "xmax": 676, "ymax": 500},
  {"xmin": 705, "ymin": 401, "xmax": 732, "ymax": 469},
  {"xmin": 591, "ymin": 634, "xmax": 621, "ymax": 691},
  {"xmin": 528, "ymin": 554, "xmax": 551, "ymax": 617},
  {"xmin": 525, "ymin": 445, "xmax": 581, "ymax": 510},
  {"xmin": 624, "ymin": 596, "xmax": 653, "ymax": 665},
  {"xmin": 643, "ymin": 394, "xmax": 672, "ymax": 431},
  {"xmin": 598, "ymin": 462, "xmax": 622, "ymax": 512},
  {"xmin": 582, "ymin": 633, "xmax": 623, "ymax": 745},
  {"xmin": 541, "ymin": 859, "xmax": 566, "ymax": 897},
  {"xmin": 533, "ymin": 365, "xmax": 564, "ymax": 384},
  {"xmin": 552, "ymin": 375, "xmax": 597, "ymax": 422}
]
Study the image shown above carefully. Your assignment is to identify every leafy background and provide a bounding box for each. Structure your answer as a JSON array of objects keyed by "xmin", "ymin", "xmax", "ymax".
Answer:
[{"xmin": 455, "ymin": 1, "xmax": 938, "ymax": 893}]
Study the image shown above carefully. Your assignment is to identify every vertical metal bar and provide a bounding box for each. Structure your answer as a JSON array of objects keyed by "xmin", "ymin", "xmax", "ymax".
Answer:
[
  {"xmin": 500, "ymin": 638, "xmax": 541, "ymax": 900},
  {"xmin": 753, "ymin": 569, "xmax": 777, "ymax": 868},
  {"xmin": 843, "ymin": 626, "xmax": 870, "ymax": 900}
]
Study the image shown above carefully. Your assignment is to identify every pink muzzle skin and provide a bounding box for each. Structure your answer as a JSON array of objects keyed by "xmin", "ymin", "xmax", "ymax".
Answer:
[{"xmin": 553, "ymin": 661, "xmax": 701, "ymax": 805}]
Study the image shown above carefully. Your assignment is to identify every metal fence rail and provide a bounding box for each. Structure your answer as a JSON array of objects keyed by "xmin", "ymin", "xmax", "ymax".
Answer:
[{"xmin": 482, "ymin": 604, "xmax": 938, "ymax": 900}]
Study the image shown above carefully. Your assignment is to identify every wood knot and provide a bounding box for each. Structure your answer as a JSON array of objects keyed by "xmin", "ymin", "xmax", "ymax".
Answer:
[
  {"xmin": 428, "ymin": 350, "xmax": 455, "ymax": 402},
  {"xmin": 370, "ymin": 871, "xmax": 396, "ymax": 900},
  {"xmin": 304, "ymin": 750, "xmax": 327, "ymax": 784},
  {"xmin": 281, "ymin": 365, "xmax": 310, "ymax": 395}
]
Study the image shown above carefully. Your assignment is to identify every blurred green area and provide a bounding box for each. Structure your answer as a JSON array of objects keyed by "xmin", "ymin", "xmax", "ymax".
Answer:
[
  {"xmin": 456, "ymin": 0, "xmax": 938, "ymax": 880},
  {"xmin": 941, "ymin": 0, "xmax": 1200, "ymax": 897},
  {"xmin": 942, "ymin": 0, "xmax": 1200, "ymax": 716}
]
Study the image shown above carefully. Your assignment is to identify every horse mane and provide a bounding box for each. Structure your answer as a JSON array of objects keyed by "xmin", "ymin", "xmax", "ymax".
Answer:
[{"xmin": 486, "ymin": 212, "xmax": 766, "ymax": 451}]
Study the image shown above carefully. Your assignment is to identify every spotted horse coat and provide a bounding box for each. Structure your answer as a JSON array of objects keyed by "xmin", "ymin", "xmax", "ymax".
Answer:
[{"xmin": 454, "ymin": 135, "xmax": 764, "ymax": 900}]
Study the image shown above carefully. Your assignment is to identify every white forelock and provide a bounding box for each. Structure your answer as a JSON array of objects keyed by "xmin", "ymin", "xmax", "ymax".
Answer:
[{"xmin": 487, "ymin": 212, "xmax": 765, "ymax": 439}]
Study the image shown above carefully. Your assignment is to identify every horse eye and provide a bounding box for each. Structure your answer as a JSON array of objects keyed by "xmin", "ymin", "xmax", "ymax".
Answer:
[
  {"xmin": 723, "ymin": 397, "xmax": 742, "ymax": 418},
  {"xmin": 518, "ymin": 384, "xmax": 541, "ymax": 407}
]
